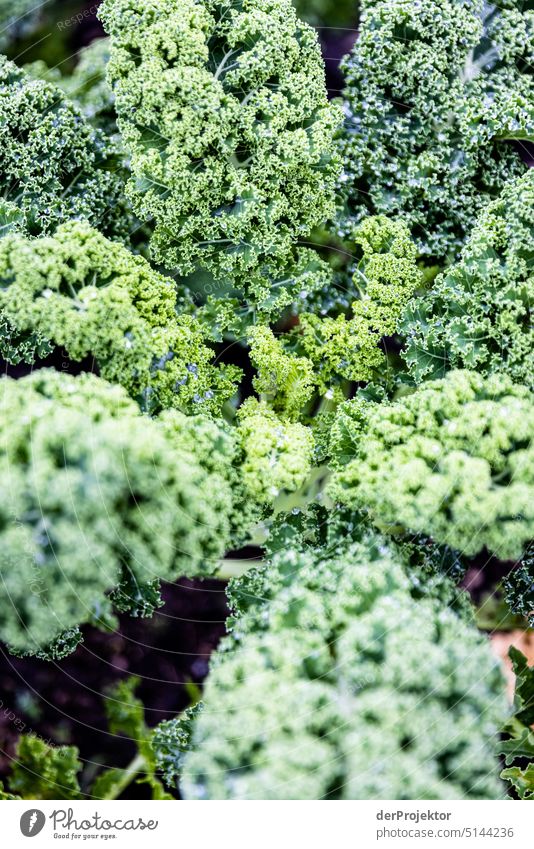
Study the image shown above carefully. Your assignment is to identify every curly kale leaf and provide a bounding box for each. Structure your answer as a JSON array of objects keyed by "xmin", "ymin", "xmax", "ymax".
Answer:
[
  {"xmin": 0, "ymin": 371, "xmax": 242, "ymax": 656},
  {"xmin": 244, "ymin": 217, "xmax": 422, "ymax": 417},
  {"xmin": 248, "ymin": 326, "xmax": 317, "ymax": 420},
  {"xmin": 503, "ymin": 545, "xmax": 534, "ymax": 622},
  {"xmin": 99, "ymin": 0, "xmax": 341, "ymax": 318},
  {"xmin": 110, "ymin": 575, "xmax": 164, "ymax": 620},
  {"xmin": 9, "ymin": 628, "xmax": 85, "ymax": 662},
  {"xmin": 177, "ymin": 538, "xmax": 506, "ymax": 799},
  {"xmin": 1, "ymin": 678, "xmax": 174, "ymax": 800},
  {"xmin": 0, "ymin": 221, "xmax": 239, "ymax": 416},
  {"xmin": 499, "ymin": 648, "xmax": 534, "ymax": 800},
  {"xmin": 338, "ymin": 0, "xmax": 531, "ymax": 263},
  {"xmin": 402, "ymin": 170, "xmax": 534, "ymax": 387},
  {"xmin": 151, "ymin": 704, "xmax": 203, "ymax": 791},
  {"xmin": 236, "ymin": 398, "xmax": 314, "ymax": 504},
  {"xmin": 0, "ymin": 55, "xmax": 130, "ymax": 241},
  {"xmin": 3, "ymin": 736, "xmax": 82, "ymax": 801},
  {"xmin": 247, "ymin": 506, "xmax": 471, "ymax": 620},
  {"xmin": 297, "ymin": 215, "xmax": 423, "ymax": 391},
  {"xmin": 28, "ymin": 38, "xmax": 118, "ymax": 138},
  {"xmin": 329, "ymin": 369, "xmax": 534, "ymax": 561},
  {"xmin": 91, "ymin": 677, "xmax": 173, "ymax": 800}
]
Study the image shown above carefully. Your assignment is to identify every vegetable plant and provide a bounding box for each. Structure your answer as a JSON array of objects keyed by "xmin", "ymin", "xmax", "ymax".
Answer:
[
  {"xmin": 0, "ymin": 0, "xmax": 532, "ymax": 802},
  {"xmin": 0, "ymin": 221, "xmax": 239, "ymax": 415},
  {"xmin": 0, "ymin": 1, "xmax": 40, "ymax": 49},
  {"xmin": 329, "ymin": 370, "xmax": 534, "ymax": 561},
  {"xmin": 0, "ymin": 56, "xmax": 130, "ymax": 241},
  {"xmin": 159, "ymin": 532, "xmax": 507, "ymax": 800},
  {"xmin": 499, "ymin": 648, "xmax": 534, "ymax": 800},
  {"xmin": 0, "ymin": 370, "xmax": 250, "ymax": 656},
  {"xmin": 0, "ymin": 678, "xmax": 173, "ymax": 800},
  {"xmin": 402, "ymin": 170, "xmax": 534, "ymax": 386}
]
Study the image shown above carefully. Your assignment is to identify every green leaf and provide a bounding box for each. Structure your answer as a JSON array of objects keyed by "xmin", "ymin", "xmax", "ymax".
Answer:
[
  {"xmin": 8, "ymin": 736, "xmax": 82, "ymax": 800},
  {"xmin": 151, "ymin": 704, "xmax": 203, "ymax": 790},
  {"xmin": 96, "ymin": 677, "xmax": 175, "ymax": 800},
  {"xmin": 90, "ymin": 768, "xmax": 129, "ymax": 801},
  {"xmin": 500, "ymin": 726, "xmax": 534, "ymax": 765},
  {"xmin": 509, "ymin": 646, "xmax": 534, "ymax": 727},
  {"xmin": 499, "ymin": 649, "xmax": 534, "ymax": 799},
  {"xmin": 500, "ymin": 765, "xmax": 534, "ymax": 800},
  {"xmin": 104, "ymin": 677, "xmax": 145, "ymax": 741}
]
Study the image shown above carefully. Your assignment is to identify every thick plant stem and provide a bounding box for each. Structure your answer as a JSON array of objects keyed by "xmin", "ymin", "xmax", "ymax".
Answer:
[{"xmin": 103, "ymin": 753, "xmax": 146, "ymax": 801}]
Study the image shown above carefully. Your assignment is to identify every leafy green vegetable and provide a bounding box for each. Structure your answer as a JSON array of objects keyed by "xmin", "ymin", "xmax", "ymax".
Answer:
[
  {"xmin": 503, "ymin": 546, "xmax": 534, "ymax": 623},
  {"xmin": 99, "ymin": 0, "xmax": 341, "ymax": 321},
  {"xmin": 244, "ymin": 216, "xmax": 423, "ymax": 415},
  {"xmin": 0, "ymin": 221, "xmax": 239, "ymax": 416},
  {"xmin": 0, "ymin": 678, "xmax": 174, "ymax": 800},
  {"xmin": 248, "ymin": 326, "xmax": 316, "ymax": 420},
  {"xmin": 28, "ymin": 38, "xmax": 118, "ymax": 138},
  {"xmin": 0, "ymin": 736, "xmax": 82, "ymax": 801},
  {"xmin": 0, "ymin": 55, "xmax": 130, "ymax": 241},
  {"xmin": 296, "ymin": 215, "xmax": 423, "ymax": 391},
  {"xmin": 329, "ymin": 369, "xmax": 534, "ymax": 560},
  {"xmin": 499, "ymin": 648, "xmax": 534, "ymax": 800},
  {"xmin": 262, "ymin": 504, "xmax": 471, "ymax": 617},
  {"xmin": 151, "ymin": 704, "xmax": 202, "ymax": 792},
  {"xmin": 403, "ymin": 170, "xmax": 534, "ymax": 386},
  {"xmin": 91, "ymin": 678, "xmax": 172, "ymax": 800},
  {"xmin": 0, "ymin": 370, "xmax": 245, "ymax": 656},
  {"xmin": 236, "ymin": 398, "xmax": 314, "ymax": 504}
]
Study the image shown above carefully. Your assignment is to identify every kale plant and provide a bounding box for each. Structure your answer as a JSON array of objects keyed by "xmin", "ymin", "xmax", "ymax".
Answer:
[
  {"xmin": 499, "ymin": 648, "xmax": 534, "ymax": 800},
  {"xmin": 0, "ymin": 678, "xmax": 173, "ymax": 800},
  {"xmin": 0, "ymin": 0, "xmax": 529, "ymax": 803},
  {"xmin": 244, "ymin": 215, "xmax": 423, "ymax": 414},
  {"xmin": 160, "ymin": 538, "xmax": 506, "ymax": 799},
  {"xmin": 503, "ymin": 546, "xmax": 534, "ymax": 623},
  {"xmin": 403, "ymin": 170, "xmax": 534, "ymax": 386},
  {"xmin": 338, "ymin": 0, "xmax": 532, "ymax": 263},
  {"xmin": 0, "ymin": 56, "xmax": 129, "ymax": 241},
  {"xmin": 0, "ymin": 371, "xmax": 247, "ymax": 656},
  {"xmin": 28, "ymin": 38, "xmax": 119, "ymax": 139},
  {"xmin": 0, "ymin": 221, "xmax": 239, "ymax": 416}
]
